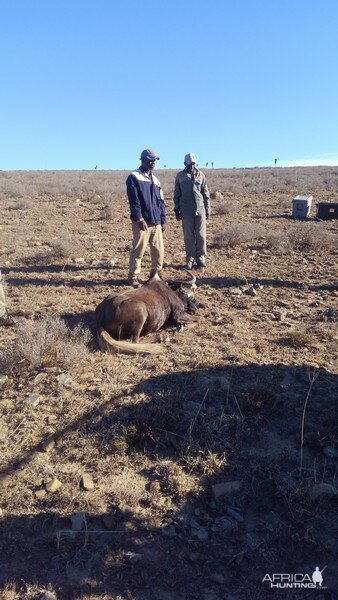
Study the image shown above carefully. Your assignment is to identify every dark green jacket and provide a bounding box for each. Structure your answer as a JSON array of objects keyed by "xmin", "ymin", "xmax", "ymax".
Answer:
[{"xmin": 173, "ymin": 168, "xmax": 211, "ymax": 217}]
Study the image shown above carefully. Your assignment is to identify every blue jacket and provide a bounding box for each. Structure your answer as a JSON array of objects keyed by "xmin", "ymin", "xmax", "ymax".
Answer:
[{"xmin": 126, "ymin": 168, "xmax": 166, "ymax": 225}]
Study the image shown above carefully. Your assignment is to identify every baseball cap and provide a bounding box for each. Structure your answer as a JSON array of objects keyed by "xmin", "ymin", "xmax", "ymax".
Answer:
[
  {"xmin": 140, "ymin": 149, "xmax": 160, "ymax": 161},
  {"xmin": 184, "ymin": 153, "xmax": 197, "ymax": 165}
]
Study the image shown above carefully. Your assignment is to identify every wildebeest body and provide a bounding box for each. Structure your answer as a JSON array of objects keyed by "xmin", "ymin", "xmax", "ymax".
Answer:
[{"xmin": 95, "ymin": 279, "xmax": 194, "ymax": 353}]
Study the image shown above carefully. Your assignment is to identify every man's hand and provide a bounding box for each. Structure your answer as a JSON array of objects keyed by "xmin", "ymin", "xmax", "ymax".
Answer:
[
  {"xmin": 175, "ymin": 211, "xmax": 181, "ymax": 222},
  {"xmin": 205, "ymin": 212, "xmax": 210, "ymax": 220},
  {"xmin": 138, "ymin": 219, "xmax": 148, "ymax": 231},
  {"xmin": 162, "ymin": 223, "xmax": 167, "ymax": 232}
]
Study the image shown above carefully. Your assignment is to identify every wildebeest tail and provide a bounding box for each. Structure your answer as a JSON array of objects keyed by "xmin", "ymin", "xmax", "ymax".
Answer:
[{"xmin": 96, "ymin": 324, "xmax": 164, "ymax": 355}]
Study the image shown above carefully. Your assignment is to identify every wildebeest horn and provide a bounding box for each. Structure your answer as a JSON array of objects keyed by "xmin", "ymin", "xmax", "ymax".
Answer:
[{"xmin": 181, "ymin": 269, "xmax": 196, "ymax": 286}]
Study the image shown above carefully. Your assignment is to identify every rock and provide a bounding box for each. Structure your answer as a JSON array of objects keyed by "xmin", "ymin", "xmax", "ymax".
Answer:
[
  {"xmin": 24, "ymin": 395, "xmax": 41, "ymax": 407},
  {"xmin": 274, "ymin": 309, "xmax": 287, "ymax": 322},
  {"xmin": 211, "ymin": 573, "xmax": 225, "ymax": 584},
  {"xmin": 81, "ymin": 473, "xmax": 94, "ymax": 491},
  {"xmin": 102, "ymin": 514, "xmax": 116, "ymax": 530},
  {"xmin": 212, "ymin": 516, "xmax": 235, "ymax": 535},
  {"xmin": 45, "ymin": 477, "xmax": 62, "ymax": 493},
  {"xmin": 35, "ymin": 489, "xmax": 47, "ymax": 500},
  {"xmin": 33, "ymin": 372, "xmax": 47, "ymax": 384},
  {"xmin": 74, "ymin": 257, "xmax": 85, "ymax": 264},
  {"xmin": 229, "ymin": 287, "xmax": 242, "ymax": 296},
  {"xmin": 190, "ymin": 520, "xmax": 209, "ymax": 541},
  {"xmin": 57, "ymin": 373, "xmax": 75, "ymax": 389},
  {"xmin": 212, "ymin": 481, "xmax": 242, "ymax": 499},
  {"xmin": 71, "ymin": 512, "xmax": 86, "ymax": 531},
  {"xmin": 309, "ymin": 483, "xmax": 338, "ymax": 502},
  {"xmin": 226, "ymin": 507, "xmax": 244, "ymax": 522},
  {"xmin": 124, "ymin": 551, "xmax": 142, "ymax": 564},
  {"xmin": 108, "ymin": 258, "xmax": 116, "ymax": 267},
  {"xmin": 244, "ymin": 286, "xmax": 257, "ymax": 296}
]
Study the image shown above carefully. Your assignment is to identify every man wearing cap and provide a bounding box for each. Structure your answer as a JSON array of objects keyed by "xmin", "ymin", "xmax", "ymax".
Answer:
[
  {"xmin": 126, "ymin": 149, "xmax": 167, "ymax": 287},
  {"xmin": 173, "ymin": 153, "xmax": 211, "ymax": 270}
]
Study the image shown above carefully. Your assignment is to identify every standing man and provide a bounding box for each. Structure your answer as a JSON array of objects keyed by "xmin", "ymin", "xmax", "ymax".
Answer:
[
  {"xmin": 0, "ymin": 270, "xmax": 14, "ymax": 326},
  {"xmin": 126, "ymin": 149, "xmax": 167, "ymax": 287},
  {"xmin": 174, "ymin": 153, "xmax": 210, "ymax": 269}
]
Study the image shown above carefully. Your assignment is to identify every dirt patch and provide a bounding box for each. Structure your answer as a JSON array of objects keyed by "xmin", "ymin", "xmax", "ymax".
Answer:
[{"xmin": 0, "ymin": 168, "xmax": 337, "ymax": 599}]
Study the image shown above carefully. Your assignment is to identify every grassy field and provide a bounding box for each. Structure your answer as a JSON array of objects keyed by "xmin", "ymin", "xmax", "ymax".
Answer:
[{"xmin": 0, "ymin": 167, "xmax": 337, "ymax": 600}]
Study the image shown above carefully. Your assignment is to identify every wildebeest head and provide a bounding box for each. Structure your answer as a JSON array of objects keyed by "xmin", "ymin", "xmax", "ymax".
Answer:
[{"xmin": 164, "ymin": 270, "xmax": 198, "ymax": 313}]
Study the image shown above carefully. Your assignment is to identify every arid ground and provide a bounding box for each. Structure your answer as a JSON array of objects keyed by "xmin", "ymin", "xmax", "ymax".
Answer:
[{"xmin": 0, "ymin": 167, "xmax": 337, "ymax": 600}]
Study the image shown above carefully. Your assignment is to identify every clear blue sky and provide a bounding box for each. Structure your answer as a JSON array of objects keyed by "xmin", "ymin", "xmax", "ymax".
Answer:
[{"xmin": 1, "ymin": 0, "xmax": 338, "ymax": 170}]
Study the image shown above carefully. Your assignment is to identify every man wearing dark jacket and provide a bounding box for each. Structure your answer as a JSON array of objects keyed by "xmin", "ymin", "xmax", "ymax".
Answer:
[{"xmin": 126, "ymin": 149, "xmax": 166, "ymax": 287}]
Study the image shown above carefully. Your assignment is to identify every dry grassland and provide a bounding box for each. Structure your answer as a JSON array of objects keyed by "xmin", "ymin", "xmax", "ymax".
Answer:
[{"xmin": 0, "ymin": 167, "xmax": 337, "ymax": 600}]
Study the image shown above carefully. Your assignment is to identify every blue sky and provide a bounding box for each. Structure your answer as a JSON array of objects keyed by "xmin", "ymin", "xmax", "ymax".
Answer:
[{"xmin": 1, "ymin": 0, "xmax": 338, "ymax": 170}]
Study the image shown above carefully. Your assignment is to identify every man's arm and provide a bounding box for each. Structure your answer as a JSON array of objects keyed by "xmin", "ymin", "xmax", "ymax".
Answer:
[
  {"xmin": 173, "ymin": 175, "xmax": 181, "ymax": 220},
  {"xmin": 159, "ymin": 185, "xmax": 167, "ymax": 226},
  {"xmin": 201, "ymin": 174, "xmax": 211, "ymax": 218},
  {"xmin": 126, "ymin": 174, "xmax": 143, "ymax": 221}
]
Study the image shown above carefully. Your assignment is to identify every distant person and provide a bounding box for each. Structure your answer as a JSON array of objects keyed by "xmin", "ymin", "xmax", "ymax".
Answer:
[
  {"xmin": 173, "ymin": 153, "xmax": 210, "ymax": 269},
  {"xmin": 126, "ymin": 149, "xmax": 167, "ymax": 287},
  {"xmin": 0, "ymin": 270, "xmax": 14, "ymax": 326}
]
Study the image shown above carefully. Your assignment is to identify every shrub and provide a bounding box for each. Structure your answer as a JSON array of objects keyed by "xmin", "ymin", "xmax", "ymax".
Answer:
[
  {"xmin": 49, "ymin": 229, "xmax": 84, "ymax": 259},
  {"xmin": 213, "ymin": 223, "xmax": 263, "ymax": 248},
  {"xmin": 213, "ymin": 200, "xmax": 239, "ymax": 215},
  {"xmin": 287, "ymin": 223, "xmax": 334, "ymax": 251},
  {"xmin": 283, "ymin": 330, "xmax": 316, "ymax": 348},
  {"xmin": 102, "ymin": 203, "xmax": 114, "ymax": 221},
  {"xmin": 0, "ymin": 317, "xmax": 90, "ymax": 373},
  {"xmin": 264, "ymin": 229, "xmax": 292, "ymax": 253},
  {"xmin": 210, "ymin": 191, "xmax": 223, "ymax": 200}
]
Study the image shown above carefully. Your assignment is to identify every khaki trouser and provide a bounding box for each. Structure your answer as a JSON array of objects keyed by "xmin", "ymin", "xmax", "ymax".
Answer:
[
  {"xmin": 181, "ymin": 212, "xmax": 207, "ymax": 262},
  {"xmin": 128, "ymin": 222, "xmax": 164, "ymax": 279},
  {"xmin": 0, "ymin": 271, "xmax": 7, "ymax": 317}
]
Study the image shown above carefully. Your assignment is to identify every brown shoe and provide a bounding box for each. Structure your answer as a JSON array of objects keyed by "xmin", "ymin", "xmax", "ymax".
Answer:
[{"xmin": 0, "ymin": 312, "xmax": 15, "ymax": 326}]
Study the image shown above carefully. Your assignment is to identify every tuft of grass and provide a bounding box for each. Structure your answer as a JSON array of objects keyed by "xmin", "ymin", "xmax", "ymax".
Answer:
[
  {"xmin": 213, "ymin": 199, "xmax": 239, "ymax": 215},
  {"xmin": 287, "ymin": 222, "xmax": 335, "ymax": 251},
  {"xmin": 0, "ymin": 317, "xmax": 90, "ymax": 373},
  {"xmin": 213, "ymin": 223, "xmax": 263, "ymax": 248},
  {"xmin": 210, "ymin": 191, "xmax": 223, "ymax": 200},
  {"xmin": 283, "ymin": 330, "xmax": 317, "ymax": 348},
  {"xmin": 49, "ymin": 229, "xmax": 84, "ymax": 259},
  {"xmin": 102, "ymin": 203, "xmax": 114, "ymax": 221}
]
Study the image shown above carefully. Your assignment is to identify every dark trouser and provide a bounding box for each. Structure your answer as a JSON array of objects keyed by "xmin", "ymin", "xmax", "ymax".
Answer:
[{"xmin": 181, "ymin": 212, "xmax": 207, "ymax": 262}]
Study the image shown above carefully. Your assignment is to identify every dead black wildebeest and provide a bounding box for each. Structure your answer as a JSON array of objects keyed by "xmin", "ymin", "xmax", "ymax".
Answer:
[{"xmin": 95, "ymin": 271, "xmax": 198, "ymax": 354}]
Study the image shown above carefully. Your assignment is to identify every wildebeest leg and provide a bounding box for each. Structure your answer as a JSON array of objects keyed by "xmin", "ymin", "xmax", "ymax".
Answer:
[{"xmin": 129, "ymin": 305, "xmax": 148, "ymax": 343}]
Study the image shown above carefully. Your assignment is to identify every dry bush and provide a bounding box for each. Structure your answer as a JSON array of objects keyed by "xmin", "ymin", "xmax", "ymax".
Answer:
[
  {"xmin": 49, "ymin": 229, "xmax": 84, "ymax": 259},
  {"xmin": 8, "ymin": 199, "xmax": 31, "ymax": 210},
  {"xmin": 213, "ymin": 199, "xmax": 239, "ymax": 215},
  {"xmin": 102, "ymin": 203, "xmax": 114, "ymax": 220},
  {"xmin": 213, "ymin": 223, "xmax": 263, "ymax": 248},
  {"xmin": 1, "ymin": 317, "xmax": 90, "ymax": 372},
  {"xmin": 210, "ymin": 191, "xmax": 223, "ymax": 200},
  {"xmin": 264, "ymin": 229, "xmax": 293, "ymax": 253},
  {"xmin": 283, "ymin": 330, "xmax": 316, "ymax": 348},
  {"xmin": 287, "ymin": 222, "xmax": 335, "ymax": 251}
]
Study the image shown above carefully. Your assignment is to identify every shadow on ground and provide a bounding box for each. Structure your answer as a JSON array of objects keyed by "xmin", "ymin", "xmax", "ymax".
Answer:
[{"xmin": 1, "ymin": 364, "xmax": 337, "ymax": 599}]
